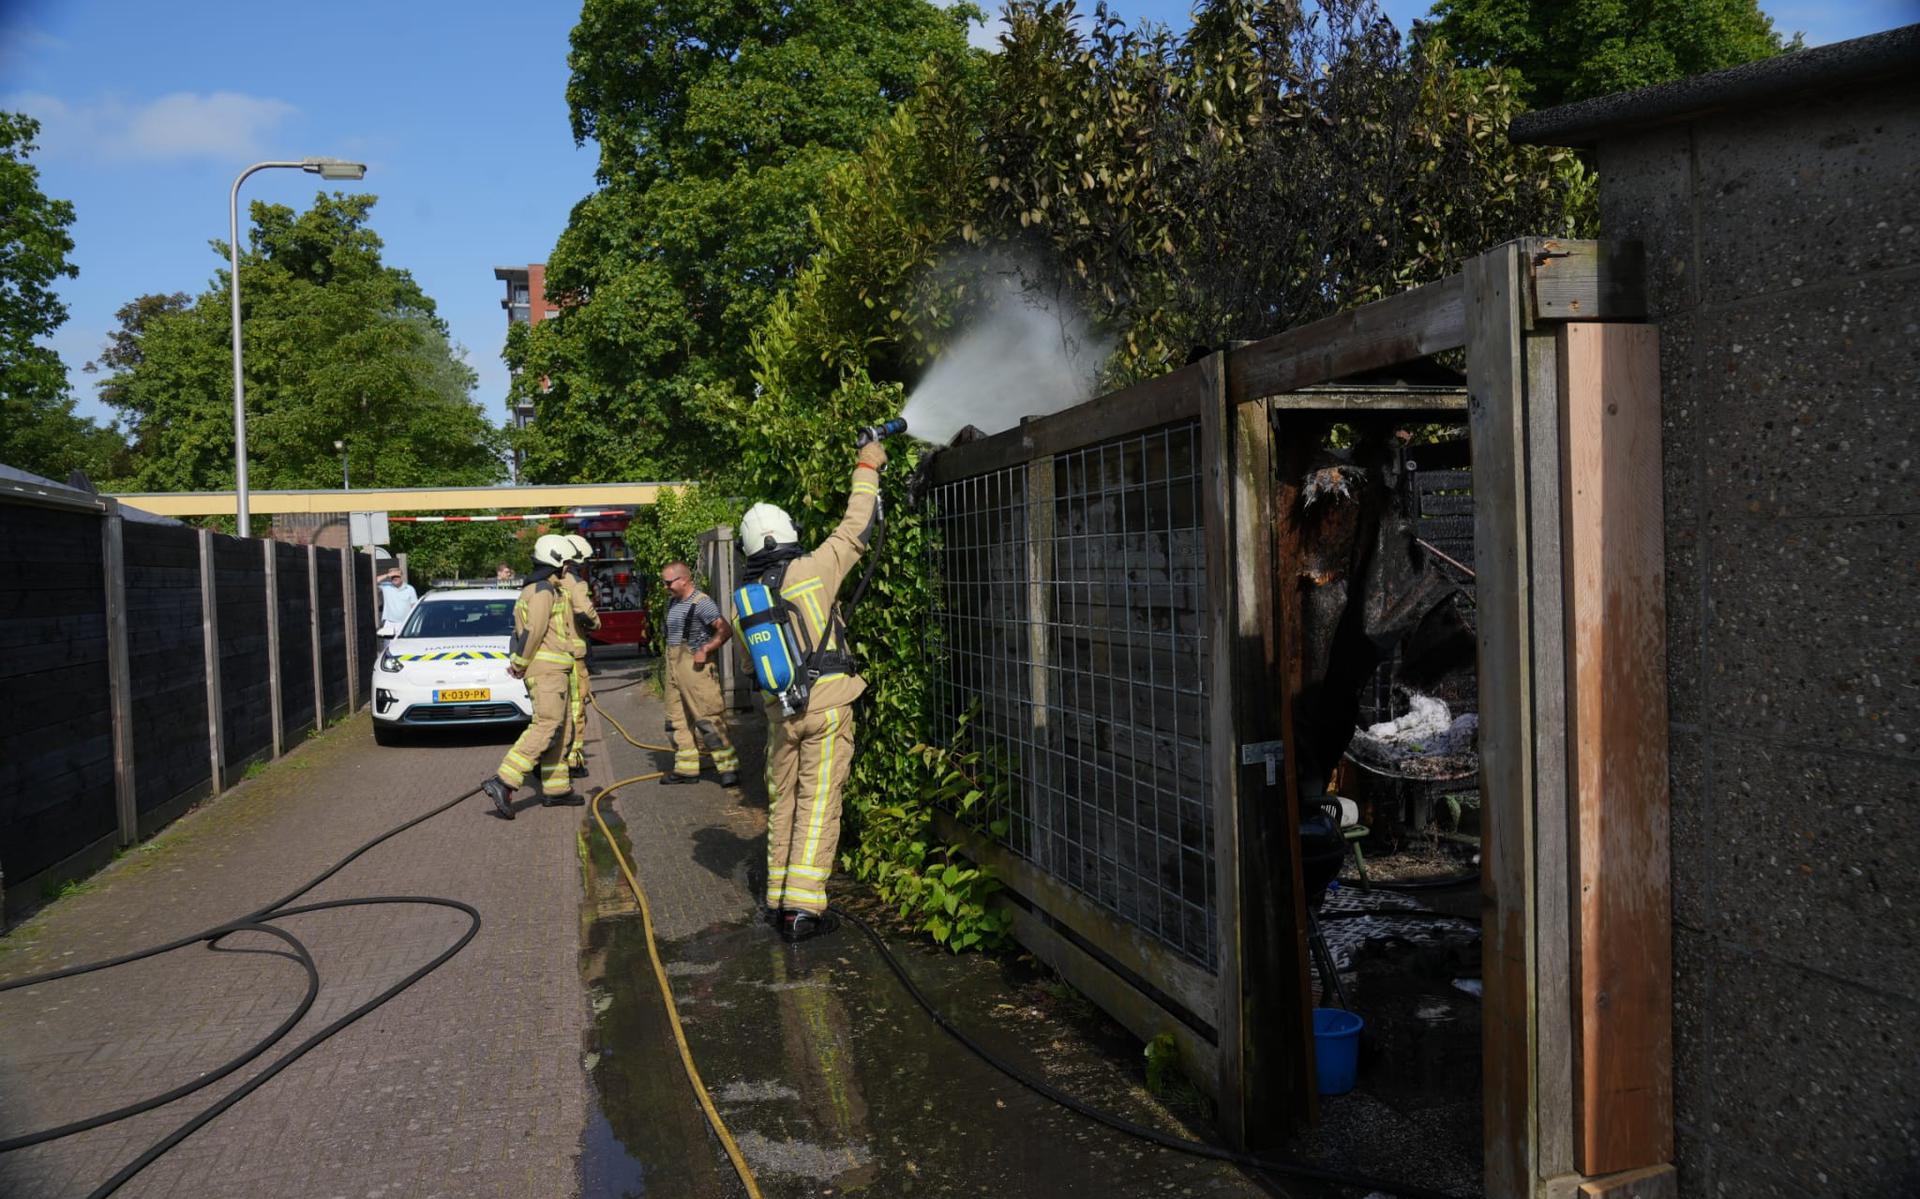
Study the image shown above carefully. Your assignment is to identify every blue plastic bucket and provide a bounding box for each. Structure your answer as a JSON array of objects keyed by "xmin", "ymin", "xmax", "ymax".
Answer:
[{"xmin": 1313, "ymin": 1007, "xmax": 1364, "ymax": 1095}]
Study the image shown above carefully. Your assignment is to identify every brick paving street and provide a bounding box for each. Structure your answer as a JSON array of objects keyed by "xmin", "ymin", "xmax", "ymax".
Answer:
[
  {"xmin": 0, "ymin": 709, "xmax": 600, "ymax": 1199},
  {"xmin": 2, "ymin": 655, "xmax": 1267, "ymax": 1199}
]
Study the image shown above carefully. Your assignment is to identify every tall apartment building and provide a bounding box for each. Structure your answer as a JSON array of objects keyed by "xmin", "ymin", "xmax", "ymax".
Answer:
[{"xmin": 494, "ymin": 264, "xmax": 554, "ymax": 482}]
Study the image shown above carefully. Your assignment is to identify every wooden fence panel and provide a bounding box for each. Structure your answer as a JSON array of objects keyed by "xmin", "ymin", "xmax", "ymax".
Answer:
[
  {"xmin": 315, "ymin": 550, "xmax": 348, "ymax": 720},
  {"xmin": 213, "ymin": 534, "xmax": 272, "ymax": 768},
  {"xmin": 274, "ymin": 542, "xmax": 314, "ymax": 738},
  {"xmin": 122, "ymin": 522, "xmax": 210, "ymax": 817},
  {"xmin": 0, "ymin": 504, "xmax": 116, "ymax": 886},
  {"xmin": 352, "ymin": 552, "xmax": 376, "ymax": 700}
]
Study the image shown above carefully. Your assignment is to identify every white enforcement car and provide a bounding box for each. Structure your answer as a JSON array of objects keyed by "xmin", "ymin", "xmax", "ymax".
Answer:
[{"xmin": 371, "ymin": 588, "xmax": 531, "ymax": 745}]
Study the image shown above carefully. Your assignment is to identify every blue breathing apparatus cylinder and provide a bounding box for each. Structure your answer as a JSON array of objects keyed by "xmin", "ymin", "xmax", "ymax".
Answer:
[{"xmin": 732, "ymin": 580, "xmax": 806, "ymax": 714}]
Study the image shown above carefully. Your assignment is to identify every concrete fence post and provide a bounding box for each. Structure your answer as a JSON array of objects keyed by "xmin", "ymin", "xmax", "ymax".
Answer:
[
  {"xmin": 198, "ymin": 528, "xmax": 226, "ymax": 795},
  {"xmin": 340, "ymin": 546, "xmax": 358, "ymax": 712},
  {"xmin": 102, "ymin": 503, "xmax": 138, "ymax": 847},
  {"xmin": 308, "ymin": 543, "xmax": 324, "ymax": 730},
  {"xmin": 264, "ymin": 539, "xmax": 283, "ymax": 757}
]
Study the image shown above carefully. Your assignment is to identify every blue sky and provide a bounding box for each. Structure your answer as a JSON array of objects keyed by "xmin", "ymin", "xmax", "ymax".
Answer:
[{"xmin": 3, "ymin": 0, "xmax": 1910, "ymax": 434}]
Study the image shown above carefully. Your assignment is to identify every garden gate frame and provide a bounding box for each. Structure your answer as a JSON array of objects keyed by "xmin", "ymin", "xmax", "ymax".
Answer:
[{"xmin": 926, "ymin": 237, "xmax": 1674, "ymax": 1199}]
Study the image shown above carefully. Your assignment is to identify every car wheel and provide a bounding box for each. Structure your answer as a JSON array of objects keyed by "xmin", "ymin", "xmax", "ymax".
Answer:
[{"xmin": 373, "ymin": 721, "xmax": 403, "ymax": 746}]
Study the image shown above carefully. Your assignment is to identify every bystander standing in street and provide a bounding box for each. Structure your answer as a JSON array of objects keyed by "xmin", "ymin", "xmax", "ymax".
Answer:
[
  {"xmin": 378, "ymin": 566, "xmax": 419, "ymax": 636},
  {"xmin": 659, "ymin": 561, "xmax": 739, "ymax": 786}
]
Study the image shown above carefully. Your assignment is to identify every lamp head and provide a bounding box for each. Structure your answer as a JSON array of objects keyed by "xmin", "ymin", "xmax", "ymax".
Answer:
[{"xmin": 303, "ymin": 157, "xmax": 367, "ymax": 181}]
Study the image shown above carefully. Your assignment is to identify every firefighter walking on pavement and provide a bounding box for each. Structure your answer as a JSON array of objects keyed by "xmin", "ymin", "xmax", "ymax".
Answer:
[
  {"xmin": 482, "ymin": 534, "xmax": 584, "ymax": 819},
  {"xmin": 658, "ymin": 561, "xmax": 740, "ymax": 787},
  {"xmin": 561, "ymin": 534, "xmax": 601, "ymax": 776},
  {"xmin": 734, "ymin": 437, "xmax": 887, "ymax": 942}
]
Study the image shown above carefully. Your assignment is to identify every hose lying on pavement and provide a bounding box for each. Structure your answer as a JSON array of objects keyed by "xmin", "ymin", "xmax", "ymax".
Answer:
[
  {"xmin": 584, "ymin": 685, "xmax": 767, "ymax": 1194},
  {"xmin": 589, "ymin": 776, "xmax": 765, "ymax": 1199},
  {"xmin": 587, "ymin": 684, "xmax": 1466, "ymax": 1199},
  {"xmin": 0, "ymin": 785, "xmax": 484, "ymax": 1199}
]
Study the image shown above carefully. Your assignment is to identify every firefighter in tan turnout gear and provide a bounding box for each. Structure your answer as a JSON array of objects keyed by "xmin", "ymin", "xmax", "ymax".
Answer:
[
  {"xmin": 561, "ymin": 534, "xmax": 601, "ymax": 776},
  {"xmin": 736, "ymin": 438, "xmax": 886, "ymax": 942},
  {"xmin": 658, "ymin": 561, "xmax": 739, "ymax": 786},
  {"xmin": 481, "ymin": 534, "xmax": 583, "ymax": 819}
]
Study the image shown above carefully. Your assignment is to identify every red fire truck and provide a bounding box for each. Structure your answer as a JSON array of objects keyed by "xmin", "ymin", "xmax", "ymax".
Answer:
[{"xmin": 565, "ymin": 509, "xmax": 652, "ymax": 650}]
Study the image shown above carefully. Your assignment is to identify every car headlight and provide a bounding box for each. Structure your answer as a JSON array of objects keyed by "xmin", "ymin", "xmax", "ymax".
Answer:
[{"xmin": 378, "ymin": 650, "xmax": 404, "ymax": 673}]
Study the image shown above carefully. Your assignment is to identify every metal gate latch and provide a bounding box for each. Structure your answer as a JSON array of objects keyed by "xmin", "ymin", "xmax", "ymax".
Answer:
[{"xmin": 1240, "ymin": 740, "xmax": 1287, "ymax": 786}]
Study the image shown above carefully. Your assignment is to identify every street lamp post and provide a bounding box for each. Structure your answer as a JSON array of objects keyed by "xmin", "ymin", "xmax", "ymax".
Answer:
[
  {"xmin": 230, "ymin": 157, "xmax": 368, "ymax": 535},
  {"xmin": 334, "ymin": 439, "xmax": 349, "ymax": 490}
]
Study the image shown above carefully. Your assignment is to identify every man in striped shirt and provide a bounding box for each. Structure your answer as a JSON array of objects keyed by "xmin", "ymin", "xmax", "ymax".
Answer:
[{"xmin": 659, "ymin": 562, "xmax": 739, "ymax": 786}]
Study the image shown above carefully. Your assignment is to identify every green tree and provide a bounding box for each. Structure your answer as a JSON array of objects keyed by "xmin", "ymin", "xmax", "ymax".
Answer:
[
  {"xmin": 702, "ymin": 0, "xmax": 1593, "ymax": 949},
  {"xmin": 749, "ymin": 0, "xmax": 1589, "ymax": 396},
  {"xmin": 0, "ymin": 112, "xmax": 125, "ymax": 481},
  {"xmin": 1426, "ymin": 0, "xmax": 1795, "ymax": 108},
  {"xmin": 101, "ymin": 193, "xmax": 505, "ymax": 507},
  {"xmin": 506, "ymin": 0, "xmax": 979, "ymax": 484}
]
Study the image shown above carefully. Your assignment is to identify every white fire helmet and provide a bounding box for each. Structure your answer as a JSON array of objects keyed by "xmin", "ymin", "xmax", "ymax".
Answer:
[
  {"xmin": 739, "ymin": 503, "xmax": 798, "ymax": 555},
  {"xmin": 532, "ymin": 533, "xmax": 572, "ymax": 568},
  {"xmin": 564, "ymin": 533, "xmax": 593, "ymax": 561}
]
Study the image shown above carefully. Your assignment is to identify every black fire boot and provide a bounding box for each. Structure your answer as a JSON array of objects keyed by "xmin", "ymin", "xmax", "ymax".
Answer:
[
  {"xmin": 542, "ymin": 792, "xmax": 586, "ymax": 807},
  {"xmin": 659, "ymin": 772, "xmax": 699, "ymax": 785},
  {"xmin": 568, "ymin": 761, "xmax": 589, "ymax": 779},
  {"xmin": 718, "ymin": 771, "xmax": 740, "ymax": 787},
  {"xmin": 482, "ymin": 777, "xmax": 516, "ymax": 821},
  {"xmin": 779, "ymin": 910, "xmax": 830, "ymax": 943}
]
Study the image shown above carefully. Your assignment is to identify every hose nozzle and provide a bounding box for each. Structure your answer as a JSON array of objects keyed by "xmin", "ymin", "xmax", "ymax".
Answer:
[{"xmin": 855, "ymin": 418, "xmax": 908, "ymax": 447}]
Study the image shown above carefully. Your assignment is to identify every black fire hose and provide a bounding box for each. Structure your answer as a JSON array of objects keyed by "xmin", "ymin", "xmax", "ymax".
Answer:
[
  {"xmin": 838, "ymin": 908, "xmax": 1471, "ymax": 1199},
  {"xmin": 0, "ymin": 785, "xmax": 485, "ymax": 1198}
]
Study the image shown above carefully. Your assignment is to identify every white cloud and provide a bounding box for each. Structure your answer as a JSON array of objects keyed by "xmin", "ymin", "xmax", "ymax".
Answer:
[{"xmin": 2, "ymin": 90, "xmax": 299, "ymax": 164}]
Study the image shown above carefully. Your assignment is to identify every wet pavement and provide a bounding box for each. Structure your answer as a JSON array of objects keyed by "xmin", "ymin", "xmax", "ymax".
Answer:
[
  {"xmin": 0, "ymin": 646, "xmax": 1481, "ymax": 1199},
  {"xmin": 579, "ymin": 655, "xmax": 1270, "ymax": 1198}
]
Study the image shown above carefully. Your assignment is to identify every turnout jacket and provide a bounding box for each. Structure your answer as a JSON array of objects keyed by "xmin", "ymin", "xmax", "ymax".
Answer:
[
  {"xmin": 561, "ymin": 571, "xmax": 601, "ymax": 659},
  {"xmin": 757, "ymin": 461, "xmax": 880, "ymax": 718},
  {"xmin": 509, "ymin": 574, "xmax": 578, "ymax": 674}
]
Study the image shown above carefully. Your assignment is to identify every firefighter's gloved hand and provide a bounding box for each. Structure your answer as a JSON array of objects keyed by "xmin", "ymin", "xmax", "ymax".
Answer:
[{"xmin": 857, "ymin": 440, "xmax": 887, "ymax": 470}]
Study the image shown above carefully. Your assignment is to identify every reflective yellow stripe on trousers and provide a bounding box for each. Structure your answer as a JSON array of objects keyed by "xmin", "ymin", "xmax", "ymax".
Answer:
[{"xmin": 800, "ymin": 708, "xmax": 840, "ymax": 874}]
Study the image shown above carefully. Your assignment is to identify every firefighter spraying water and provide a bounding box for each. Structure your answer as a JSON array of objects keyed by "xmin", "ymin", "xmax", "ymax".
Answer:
[{"xmin": 730, "ymin": 418, "xmax": 903, "ymax": 941}]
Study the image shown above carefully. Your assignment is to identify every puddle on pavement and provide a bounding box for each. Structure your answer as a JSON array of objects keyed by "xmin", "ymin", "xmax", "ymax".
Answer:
[
  {"xmin": 576, "ymin": 799, "xmax": 739, "ymax": 1198},
  {"xmin": 574, "ymin": 799, "xmax": 1263, "ymax": 1197},
  {"xmin": 578, "ymin": 913, "xmax": 742, "ymax": 1198},
  {"xmin": 574, "ymin": 785, "xmax": 1486, "ymax": 1198}
]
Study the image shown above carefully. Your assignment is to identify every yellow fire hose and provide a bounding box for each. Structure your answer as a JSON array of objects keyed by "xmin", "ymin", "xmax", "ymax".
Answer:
[{"xmin": 586, "ymin": 692, "xmax": 765, "ymax": 1199}]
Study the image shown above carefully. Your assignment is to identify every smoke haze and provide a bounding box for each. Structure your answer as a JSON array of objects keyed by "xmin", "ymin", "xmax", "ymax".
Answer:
[{"xmin": 900, "ymin": 272, "xmax": 1110, "ymax": 445}]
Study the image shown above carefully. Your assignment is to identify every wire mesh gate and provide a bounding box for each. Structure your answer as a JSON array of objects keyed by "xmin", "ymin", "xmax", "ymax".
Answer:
[{"xmin": 927, "ymin": 422, "xmax": 1216, "ymax": 971}]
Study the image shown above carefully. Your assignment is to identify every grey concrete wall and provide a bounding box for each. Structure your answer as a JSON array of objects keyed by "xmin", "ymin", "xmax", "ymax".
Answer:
[{"xmin": 1596, "ymin": 80, "xmax": 1918, "ymax": 1197}]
